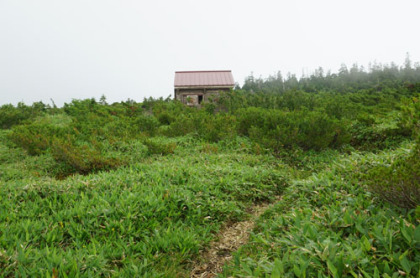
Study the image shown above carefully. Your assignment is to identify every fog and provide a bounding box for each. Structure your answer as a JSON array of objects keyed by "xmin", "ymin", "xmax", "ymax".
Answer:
[{"xmin": 1, "ymin": 0, "xmax": 419, "ymax": 106}]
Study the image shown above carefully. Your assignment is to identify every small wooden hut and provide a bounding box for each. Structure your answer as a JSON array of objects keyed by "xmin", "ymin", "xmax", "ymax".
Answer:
[{"xmin": 174, "ymin": 70, "xmax": 234, "ymax": 106}]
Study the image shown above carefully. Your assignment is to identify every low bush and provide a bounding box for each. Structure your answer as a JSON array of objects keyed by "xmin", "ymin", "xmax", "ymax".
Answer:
[
  {"xmin": 9, "ymin": 126, "xmax": 50, "ymax": 155},
  {"xmin": 367, "ymin": 137, "xmax": 420, "ymax": 209},
  {"xmin": 236, "ymin": 107, "xmax": 266, "ymax": 136},
  {"xmin": 350, "ymin": 118, "xmax": 387, "ymax": 149},
  {"xmin": 143, "ymin": 138, "xmax": 177, "ymax": 155},
  {"xmin": 165, "ymin": 114, "xmax": 198, "ymax": 137},
  {"xmin": 157, "ymin": 112, "xmax": 174, "ymax": 125},
  {"xmin": 51, "ymin": 138, "xmax": 122, "ymax": 179},
  {"xmin": 135, "ymin": 114, "xmax": 160, "ymax": 136},
  {"xmin": 0, "ymin": 102, "xmax": 49, "ymax": 129},
  {"xmin": 197, "ymin": 113, "xmax": 237, "ymax": 142},
  {"xmin": 398, "ymin": 96, "xmax": 420, "ymax": 136},
  {"xmin": 8, "ymin": 122, "xmax": 70, "ymax": 155},
  {"xmin": 237, "ymin": 107, "xmax": 349, "ymax": 151},
  {"xmin": 349, "ymin": 112, "xmax": 412, "ymax": 150},
  {"xmin": 166, "ymin": 112, "xmax": 237, "ymax": 143}
]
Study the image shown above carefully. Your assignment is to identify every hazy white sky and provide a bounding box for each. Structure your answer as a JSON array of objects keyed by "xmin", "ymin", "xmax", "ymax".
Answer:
[{"xmin": 1, "ymin": 0, "xmax": 419, "ymax": 106}]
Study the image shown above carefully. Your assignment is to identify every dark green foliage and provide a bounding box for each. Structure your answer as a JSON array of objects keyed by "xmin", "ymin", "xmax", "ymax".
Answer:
[
  {"xmin": 151, "ymin": 99, "xmax": 186, "ymax": 125},
  {"xmin": 6, "ymin": 99, "xmax": 166, "ymax": 177},
  {"xmin": 236, "ymin": 107, "xmax": 349, "ymax": 151},
  {"xmin": 51, "ymin": 138, "xmax": 123, "ymax": 179},
  {"xmin": 0, "ymin": 101, "xmax": 50, "ymax": 129},
  {"xmin": 165, "ymin": 113, "xmax": 198, "ymax": 137},
  {"xmin": 8, "ymin": 119, "xmax": 71, "ymax": 155},
  {"xmin": 8, "ymin": 125, "xmax": 51, "ymax": 155},
  {"xmin": 143, "ymin": 138, "xmax": 176, "ymax": 155},
  {"xmin": 236, "ymin": 107, "xmax": 267, "ymax": 136},
  {"xmin": 197, "ymin": 113, "xmax": 237, "ymax": 142},
  {"xmin": 242, "ymin": 60, "xmax": 420, "ymax": 95},
  {"xmin": 367, "ymin": 137, "xmax": 420, "ymax": 209},
  {"xmin": 134, "ymin": 114, "xmax": 160, "ymax": 136},
  {"xmin": 157, "ymin": 112, "xmax": 174, "ymax": 125},
  {"xmin": 398, "ymin": 96, "xmax": 420, "ymax": 136},
  {"xmin": 202, "ymin": 101, "xmax": 217, "ymax": 114},
  {"xmin": 349, "ymin": 116, "xmax": 396, "ymax": 150},
  {"xmin": 165, "ymin": 111, "xmax": 237, "ymax": 143}
]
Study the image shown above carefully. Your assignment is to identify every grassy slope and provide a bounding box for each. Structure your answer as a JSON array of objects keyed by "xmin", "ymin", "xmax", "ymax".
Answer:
[
  {"xmin": 1, "ymin": 128, "xmax": 419, "ymax": 277},
  {"xmin": 0, "ymin": 134, "xmax": 287, "ymax": 277},
  {"xmin": 221, "ymin": 141, "xmax": 420, "ymax": 277}
]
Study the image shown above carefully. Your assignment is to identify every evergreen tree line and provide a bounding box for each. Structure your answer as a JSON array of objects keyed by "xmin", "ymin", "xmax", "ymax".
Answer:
[{"xmin": 241, "ymin": 55, "xmax": 420, "ymax": 94}]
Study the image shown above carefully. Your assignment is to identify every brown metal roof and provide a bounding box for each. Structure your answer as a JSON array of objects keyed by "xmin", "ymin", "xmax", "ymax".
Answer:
[{"xmin": 174, "ymin": 70, "xmax": 234, "ymax": 87}]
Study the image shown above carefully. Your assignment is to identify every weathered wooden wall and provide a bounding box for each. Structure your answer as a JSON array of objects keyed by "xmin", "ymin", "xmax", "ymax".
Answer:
[{"xmin": 175, "ymin": 88, "xmax": 230, "ymax": 106}]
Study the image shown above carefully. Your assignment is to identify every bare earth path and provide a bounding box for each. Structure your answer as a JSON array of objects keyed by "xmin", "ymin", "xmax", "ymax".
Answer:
[{"xmin": 190, "ymin": 197, "xmax": 281, "ymax": 278}]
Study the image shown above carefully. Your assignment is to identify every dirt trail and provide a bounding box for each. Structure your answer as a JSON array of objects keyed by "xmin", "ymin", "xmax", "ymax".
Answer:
[{"xmin": 190, "ymin": 197, "xmax": 281, "ymax": 278}]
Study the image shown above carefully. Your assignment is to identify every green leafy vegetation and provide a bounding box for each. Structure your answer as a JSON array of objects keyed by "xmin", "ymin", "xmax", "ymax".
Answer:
[
  {"xmin": 0, "ymin": 60, "xmax": 419, "ymax": 276},
  {"xmin": 221, "ymin": 144, "xmax": 420, "ymax": 277},
  {"xmin": 367, "ymin": 136, "xmax": 420, "ymax": 209}
]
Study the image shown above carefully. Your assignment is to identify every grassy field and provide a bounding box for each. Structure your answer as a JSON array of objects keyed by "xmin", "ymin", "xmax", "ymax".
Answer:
[
  {"xmin": 1, "ymin": 128, "xmax": 418, "ymax": 277},
  {"xmin": 1, "ymin": 133, "xmax": 289, "ymax": 277},
  {"xmin": 1, "ymin": 76, "xmax": 419, "ymax": 276},
  {"xmin": 221, "ymin": 142, "xmax": 420, "ymax": 277}
]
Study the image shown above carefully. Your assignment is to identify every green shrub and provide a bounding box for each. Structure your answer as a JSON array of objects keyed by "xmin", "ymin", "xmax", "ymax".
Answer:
[
  {"xmin": 135, "ymin": 114, "xmax": 160, "ymax": 136},
  {"xmin": 202, "ymin": 102, "xmax": 217, "ymax": 114},
  {"xmin": 236, "ymin": 107, "xmax": 266, "ymax": 136},
  {"xmin": 165, "ymin": 114, "xmax": 198, "ymax": 137},
  {"xmin": 398, "ymin": 96, "xmax": 420, "ymax": 136},
  {"xmin": 349, "ymin": 113, "xmax": 408, "ymax": 150},
  {"xmin": 367, "ymin": 137, "xmax": 420, "ymax": 209},
  {"xmin": 8, "ymin": 122, "xmax": 70, "ymax": 155},
  {"xmin": 51, "ymin": 139, "xmax": 122, "ymax": 178},
  {"xmin": 63, "ymin": 98, "xmax": 101, "ymax": 118},
  {"xmin": 143, "ymin": 139, "xmax": 177, "ymax": 155},
  {"xmin": 101, "ymin": 118, "xmax": 137, "ymax": 140},
  {"xmin": 157, "ymin": 112, "xmax": 174, "ymax": 125},
  {"xmin": 350, "ymin": 118, "xmax": 385, "ymax": 148},
  {"xmin": 237, "ymin": 107, "xmax": 349, "ymax": 151},
  {"xmin": 0, "ymin": 104, "xmax": 26, "ymax": 129},
  {"xmin": 198, "ymin": 113, "xmax": 237, "ymax": 142},
  {"xmin": 8, "ymin": 126, "xmax": 50, "ymax": 155},
  {"xmin": 0, "ymin": 102, "xmax": 48, "ymax": 129}
]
